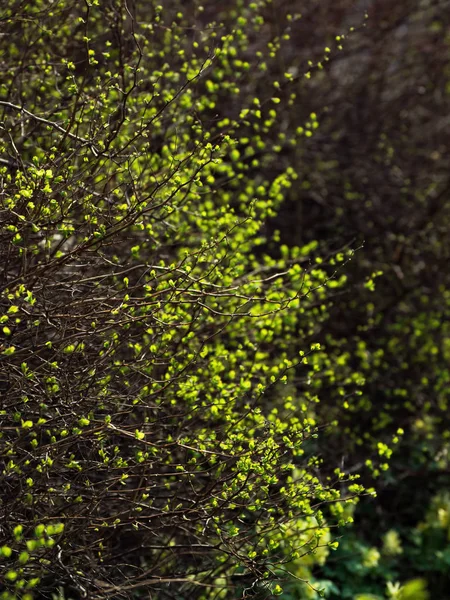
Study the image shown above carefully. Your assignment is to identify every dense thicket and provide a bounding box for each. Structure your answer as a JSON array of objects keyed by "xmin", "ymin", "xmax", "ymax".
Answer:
[{"xmin": 1, "ymin": 1, "xmax": 449, "ymax": 600}]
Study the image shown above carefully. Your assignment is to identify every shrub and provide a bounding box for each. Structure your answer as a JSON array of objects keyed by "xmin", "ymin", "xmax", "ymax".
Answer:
[{"xmin": 0, "ymin": 1, "xmax": 371, "ymax": 598}]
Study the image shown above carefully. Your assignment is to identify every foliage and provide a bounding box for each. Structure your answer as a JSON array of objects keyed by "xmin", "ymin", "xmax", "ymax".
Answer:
[
  {"xmin": 0, "ymin": 1, "xmax": 375, "ymax": 599},
  {"xmin": 2, "ymin": 1, "xmax": 449, "ymax": 598},
  {"xmin": 319, "ymin": 489, "xmax": 450, "ymax": 599}
]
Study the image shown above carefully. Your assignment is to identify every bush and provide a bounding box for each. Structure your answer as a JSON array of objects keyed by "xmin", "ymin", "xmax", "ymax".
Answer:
[{"xmin": 0, "ymin": 1, "xmax": 372, "ymax": 598}]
